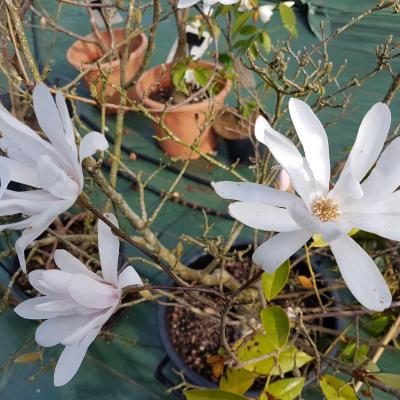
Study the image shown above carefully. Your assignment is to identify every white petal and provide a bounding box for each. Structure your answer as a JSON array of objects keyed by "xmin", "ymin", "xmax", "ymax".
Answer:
[
  {"xmin": 212, "ymin": 181, "xmax": 302, "ymax": 208},
  {"xmin": 79, "ymin": 131, "xmax": 108, "ymax": 162},
  {"xmin": 32, "ymin": 84, "xmax": 79, "ymax": 176},
  {"xmin": 0, "ymin": 157, "xmax": 40, "ymax": 187},
  {"xmin": 118, "ymin": 266, "xmax": 143, "ymax": 288},
  {"xmin": 15, "ymin": 199, "xmax": 74, "ymax": 272},
  {"xmin": 252, "ymin": 230, "xmax": 311, "ymax": 273},
  {"xmin": 177, "ymin": 0, "xmax": 200, "ymax": 8},
  {"xmin": 35, "ymin": 314, "xmax": 94, "ymax": 347},
  {"xmin": 0, "ymin": 164, "xmax": 10, "ymax": 199},
  {"xmin": 14, "ymin": 297, "xmax": 70, "ymax": 320},
  {"xmin": 288, "ymin": 203, "xmax": 345, "ymax": 242},
  {"xmin": 0, "ymin": 196, "xmax": 57, "ymax": 216},
  {"xmin": 229, "ymin": 202, "xmax": 299, "ymax": 232},
  {"xmin": 288, "ymin": 98, "xmax": 330, "ymax": 192},
  {"xmin": 255, "ymin": 116, "xmax": 318, "ymax": 205},
  {"xmin": 68, "ymin": 274, "xmax": 120, "ymax": 309},
  {"xmin": 98, "ymin": 213, "xmax": 119, "ymax": 286},
  {"xmin": 332, "ymin": 103, "xmax": 391, "ymax": 200},
  {"xmin": 259, "ymin": 5, "xmax": 274, "ymax": 23},
  {"xmin": 329, "ymin": 235, "xmax": 391, "ymax": 311},
  {"xmin": 55, "ymin": 92, "xmax": 77, "ymax": 155},
  {"xmin": 29, "ymin": 270, "xmax": 72, "ymax": 297},
  {"xmin": 358, "ymin": 137, "xmax": 400, "ymax": 205},
  {"xmin": 37, "ymin": 155, "xmax": 79, "ymax": 200},
  {"xmin": 54, "ymin": 327, "xmax": 100, "ymax": 386},
  {"xmin": 343, "ymin": 213, "xmax": 400, "ymax": 241},
  {"xmin": 54, "ymin": 249, "xmax": 102, "ymax": 281},
  {"xmin": 348, "ymin": 191, "xmax": 400, "ymax": 215}
]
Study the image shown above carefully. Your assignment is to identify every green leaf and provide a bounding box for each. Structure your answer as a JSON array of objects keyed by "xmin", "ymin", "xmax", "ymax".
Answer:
[
  {"xmin": 260, "ymin": 31, "xmax": 272, "ymax": 53},
  {"xmin": 320, "ymin": 375, "xmax": 358, "ymax": 400},
  {"xmin": 279, "ymin": 3, "xmax": 297, "ymax": 36},
  {"xmin": 372, "ymin": 373, "xmax": 400, "ymax": 389},
  {"xmin": 219, "ymin": 368, "xmax": 255, "ymax": 395},
  {"xmin": 171, "ymin": 63, "xmax": 188, "ymax": 92},
  {"xmin": 261, "ymin": 306, "xmax": 290, "ymax": 349},
  {"xmin": 262, "ymin": 260, "xmax": 290, "ymax": 301},
  {"xmin": 240, "ymin": 25, "xmax": 258, "ymax": 36},
  {"xmin": 232, "ymin": 12, "xmax": 251, "ymax": 35},
  {"xmin": 193, "ymin": 67, "xmax": 213, "ymax": 88},
  {"xmin": 267, "ymin": 378, "xmax": 305, "ymax": 400},
  {"xmin": 184, "ymin": 389, "xmax": 248, "ymax": 400},
  {"xmin": 365, "ymin": 315, "xmax": 389, "ymax": 336}
]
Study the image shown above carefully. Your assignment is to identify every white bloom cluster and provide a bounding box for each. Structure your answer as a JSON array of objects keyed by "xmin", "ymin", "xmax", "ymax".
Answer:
[{"xmin": 214, "ymin": 99, "xmax": 396, "ymax": 312}]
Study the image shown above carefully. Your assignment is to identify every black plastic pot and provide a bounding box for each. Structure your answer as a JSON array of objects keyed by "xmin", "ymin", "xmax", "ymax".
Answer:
[{"xmin": 156, "ymin": 243, "xmax": 345, "ymax": 398}]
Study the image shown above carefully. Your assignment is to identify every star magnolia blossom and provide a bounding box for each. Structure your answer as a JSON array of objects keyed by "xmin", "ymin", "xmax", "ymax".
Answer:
[
  {"xmin": 177, "ymin": 0, "xmax": 239, "ymax": 14},
  {"xmin": 213, "ymin": 98, "xmax": 396, "ymax": 311},
  {"xmin": 258, "ymin": 1, "xmax": 294, "ymax": 23},
  {"xmin": 0, "ymin": 84, "xmax": 108, "ymax": 271},
  {"xmin": 15, "ymin": 213, "xmax": 143, "ymax": 386}
]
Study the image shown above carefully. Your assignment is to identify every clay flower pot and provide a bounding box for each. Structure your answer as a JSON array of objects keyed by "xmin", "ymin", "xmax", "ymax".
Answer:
[
  {"xmin": 132, "ymin": 62, "xmax": 232, "ymax": 160},
  {"xmin": 66, "ymin": 28, "xmax": 147, "ymax": 113}
]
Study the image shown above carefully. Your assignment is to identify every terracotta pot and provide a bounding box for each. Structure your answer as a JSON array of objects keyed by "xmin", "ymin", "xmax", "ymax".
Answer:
[
  {"xmin": 66, "ymin": 29, "xmax": 147, "ymax": 113},
  {"xmin": 132, "ymin": 62, "xmax": 232, "ymax": 160}
]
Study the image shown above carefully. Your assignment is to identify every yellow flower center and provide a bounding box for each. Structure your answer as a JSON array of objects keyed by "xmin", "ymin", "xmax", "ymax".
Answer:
[{"xmin": 312, "ymin": 197, "xmax": 341, "ymax": 222}]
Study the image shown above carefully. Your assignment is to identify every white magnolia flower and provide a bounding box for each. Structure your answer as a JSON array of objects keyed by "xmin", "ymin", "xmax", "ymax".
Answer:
[
  {"xmin": 15, "ymin": 213, "xmax": 143, "ymax": 386},
  {"xmin": 275, "ymin": 167, "xmax": 291, "ymax": 192},
  {"xmin": 213, "ymin": 98, "xmax": 395, "ymax": 311},
  {"xmin": 178, "ymin": 0, "xmax": 239, "ymax": 14},
  {"xmin": 0, "ymin": 84, "xmax": 108, "ymax": 271},
  {"xmin": 259, "ymin": 1, "xmax": 294, "ymax": 23},
  {"xmin": 238, "ymin": 0, "xmax": 252, "ymax": 12}
]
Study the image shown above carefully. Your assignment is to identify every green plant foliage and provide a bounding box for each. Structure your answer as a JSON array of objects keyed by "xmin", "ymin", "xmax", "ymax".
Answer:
[
  {"xmin": 171, "ymin": 62, "xmax": 188, "ymax": 93},
  {"xmin": 261, "ymin": 306, "xmax": 289, "ymax": 349},
  {"xmin": 320, "ymin": 375, "xmax": 358, "ymax": 400},
  {"xmin": 261, "ymin": 260, "xmax": 290, "ymax": 301},
  {"xmin": 232, "ymin": 12, "xmax": 252, "ymax": 35},
  {"xmin": 260, "ymin": 31, "xmax": 272, "ymax": 53},
  {"xmin": 365, "ymin": 314, "xmax": 389, "ymax": 336},
  {"xmin": 237, "ymin": 334, "xmax": 312, "ymax": 375},
  {"xmin": 240, "ymin": 25, "xmax": 259, "ymax": 36},
  {"xmin": 184, "ymin": 389, "xmax": 248, "ymax": 400},
  {"xmin": 279, "ymin": 3, "xmax": 297, "ymax": 36},
  {"xmin": 193, "ymin": 67, "xmax": 213, "ymax": 88},
  {"xmin": 219, "ymin": 367, "xmax": 256, "ymax": 395},
  {"xmin": 340, "ymin": 342, "xmax": 369, "ymax": 365},
  {"xmin": 267, "ymin": 377, "xmax": 305, "ymax": 400},
  {"xmin": 371, "ymin": 373, "xmax": 400, "ymax": 389}
]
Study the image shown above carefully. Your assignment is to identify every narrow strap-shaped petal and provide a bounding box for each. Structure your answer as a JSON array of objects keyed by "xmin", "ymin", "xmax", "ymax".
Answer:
[
  {"xmin": 54, "ymin": 249, "xmax": 102, "ymax": 281},
  {"xmin": 329, "ymin": 235, "xmax": 391, "ymax": 311},
  {"xmin": 55, "ymin": 92, "xmax": 77, "ymax": 156},
  {"xmin": 331, "ymin": 103, "xmax": 391, "ymax": 201},
  {"xmin": 0, "ymin": 196, "xmax": 58, "ymax": 217},
  {"xmin": 0, "ymin": 157, "xmax": 40, "ymax": 187},
  {"xmin": 14, "ymin": 296, "xmax": 72, "ymax": 320},
  {"xmin": 288, "ymin": 98, "xmax": 330, "ymax": 193},
  {"xmin": 98, "ymin": 213, "xmax": 119, "ymax": 286},
  {"xmin": 212, "ymin": 181, "xmax": 301, "ymax": 208},
  {"xmin": 68, "ymin": 274, "xmax": 120, "ymax": 309},
  {"xmin": 177, "ymin": 0, "xmax": 200, "ymax": 7},
  {"xmin": 37, "ymin": 155, "xmax": 80, "ymax": 200},
  {"xmin": 252, "ymin": 230, "xmax": 311, "ymax": 273},
  {"xmin": 118, "ymin": 266, "xmax": 143, "ymax": 289},
  {"xmin": 342, "ymin": 212, "xmax": 400, "ymax": 241},
  {"xmin": 29, "ymin": 269, "xmax": 72, "ymax": 297},
  {"xmin": 255, "ymin": 116, "xmax": 318, "ymax": 206},
  {"xmin": 32, "ymin": 84, "xmax": 79, "ymax": 176},
  {"xmin": 35, "ymin": 314, "xmax": 97, "ymax": 347},
  {"xmin": 79, "ymin": 131, "xmax": 108, "ymax": 163},
  {"xmin": 54, "ymin": 326, "xmax": 100, "ymax": 386},
  {"xmin": 15, "ymin": 198, "xmax": 75, "ymax": 272},
  {"xmin": 0, "ymin": 164, "xmax": 10, "ymax": 199},
  {"xmin": 229, "ymin": 202, "xmax": 300, "ymax": 232}
]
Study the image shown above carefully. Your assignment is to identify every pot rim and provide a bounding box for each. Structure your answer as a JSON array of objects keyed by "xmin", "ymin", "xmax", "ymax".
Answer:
[
  {"xmin": 157, "ymin": 241, "xmax": 347, "ymax": 394},
  {"xmin": 66, "ymin": 29, "xmax": 148, "ymax": 71},
  {"xmin": 134, "ymin": 62, "xmax": 232, "ymax": 114}
]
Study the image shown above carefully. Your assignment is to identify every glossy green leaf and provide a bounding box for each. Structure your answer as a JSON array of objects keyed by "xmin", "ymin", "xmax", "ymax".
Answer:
[
  {"xmin": 171, "ymin": 63, "xmax": 188, "ymax": 92},
  {"xmin": 232, "ymin": 12, "xmax": 252, "ymax": 35},
  {"xmin": 372, "ymin": 373, "xmax": 400, "ymax": 389},
  {"xmin": 365, "ymin": 315, "xmax": 389, "ymax": 336},
  {"xmin": 184, "ymin": 389, "xmax": 248, "ymax": 400},
  {"xmin": 193, "ymin": 67, "xmax": 213, "ymax": 88},
  {"xmin": 320, "ymin": 375, "xmax": 358, "ymax": 400},
  {"xmin": 219, "ymin": 368, "xmax": 256, "ymax": 395},
  {"xmin": 261, "ymin": 260, "xmax": 290, "ymax": 301},
  {"xmin": 267, "ymin": 378, "xmax": 305, "ymax": 400},
  {"xmin": 279, "ymin": 3, "xmax": 297, "ymax": 36},
  {"xmin": 260, "ymin": 31, "xmax": 272, "ymax": 53},
  {"xmin": 240, "ymin": 25, "xmax": 258, "ymax": 36},
  {"xmin": 261, "ymin": 306, "xmax": 289, "ymax": 349}
]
